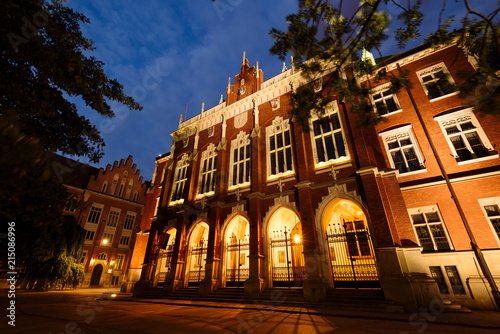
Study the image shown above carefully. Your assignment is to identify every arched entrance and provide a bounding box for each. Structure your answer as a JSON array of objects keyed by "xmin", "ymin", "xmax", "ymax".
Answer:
[
  {"xmin": 321, "ymin": 198, "xmax": 379, "ymax": 288},
  {"xmin": 90, "ymin": 264, "xmax": 103, "ymax": 286},
  {"xmin": 267, "ymin": 206, "xmax": 305, "ymax": 287},
  {"xmin": 222, "ymin": 214, "xmax": 250, "ymax": 287},
  {"xmin": 155, "ymin": 227, "xmax": 177, "ymax": 286},
  {"xmin": 186, "ymin": 221, "xmax": 209, "ymax": 287}
]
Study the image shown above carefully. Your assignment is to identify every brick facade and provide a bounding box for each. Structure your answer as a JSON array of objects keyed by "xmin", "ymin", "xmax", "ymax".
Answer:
[{"xmin": 136, "ymin": 42, "xmax": 500, "ymax": 310}]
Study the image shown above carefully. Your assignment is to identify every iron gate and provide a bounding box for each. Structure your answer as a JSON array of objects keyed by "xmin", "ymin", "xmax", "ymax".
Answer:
[
  {"xmin": 225, "ymin": 237, "xmax": 249, "ymax": 287},
  {"xmin": 326, "ymin": 220, "xmax": 379, "ymax": 288},
  {"xmin": 270, "ymin": 229, "xmax": 305, "ymax": 287},
  {"xmin": 156, "ymin": 245, "xmax": 173, "ymax": 286},
  {"xmin": 188, "ymin": 243, "xmax": 207, "ymax": 286}
]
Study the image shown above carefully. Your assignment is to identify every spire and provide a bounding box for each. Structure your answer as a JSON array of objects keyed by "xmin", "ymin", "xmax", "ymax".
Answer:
[
  {"xmin": 256, "ymin": 61, "xmax": 259, "ymax": 78},
  {"xmin": 281, "ymin": 61, "xmax": 288, "ymax": 72},
  {"xmin": 362, "ymin": 48, "xmax": 376, "ymax": 66},
  {"xmin": 242, "ymin": 51, "xmax": 246, "ymax": 66},
  {"xmin": 219, "ymin": 94, "xmax": 224, "ymax": 104}
]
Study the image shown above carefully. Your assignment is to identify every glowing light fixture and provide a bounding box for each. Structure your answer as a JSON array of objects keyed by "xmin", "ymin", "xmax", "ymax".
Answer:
[
  {"xmin": 102, "ymin": 239, "xmax": 108, "ymax": 245},
  {"xmin": 294, "ymin": 234, "xmax": 301, "ymax": 243}
]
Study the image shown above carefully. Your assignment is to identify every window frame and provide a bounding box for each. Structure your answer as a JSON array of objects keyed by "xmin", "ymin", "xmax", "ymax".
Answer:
[
  {"xmin": 123, "ymin": 212, "xmax": 136, "ymax": 230},
  {"xmin": 308, "ymin": 101, "xmax": 350, "ymax": 169},
  {"xmin": 106, "ymin": 208, "xmax": 121, "ymax": 227},
  {"xmin": 379, "ymin": 124, "xmax": 426, "ymax": 176},
  {"xmin": 478, "ymin": 197, "xmax": 500, "ymax": 245},
  {"xmin": 371, "ymin": 83, "xmax": 402, "ymax": 116},
  {"xmin": 228, "ymin": 131, "xmax": 251, "ymax": 191},
  {"xmin": 265, "ymin": 116, "xmax": 295, "ymax": 181},
  {"xmin": 416, "ymin": 62, "xmax": 458, "ymax": 101},
  {"xmin": 408, "ymin": 206, "xmax": 453, "ymax": 252},
  {"xmin": 115, "ymin": 254, "xmax": 125, "ymax": 270},
  {"xmin": 87, "ymin": 204, "xmax": 104, "ymax": 225},
  {"xmin": 169, "ymin": 154, "xmax": 190, "ymax": 205},
  {"xmin": 102, "ymin": 233, "xmax": 114, "ymax": 245},
  {"xmin": 119, "ymin": 236, "xmax": 130, "ymax": 246},
  {"xmin": 434, "ymin": 108, "xmax": 497, "ymax": 164},
  {"xmin": 85, "ymin": 230, "xmax": 95, "ymax": 242},
  {"xmin": 197, "ymin": 143, "xmax": 218, "ymax": 198}
]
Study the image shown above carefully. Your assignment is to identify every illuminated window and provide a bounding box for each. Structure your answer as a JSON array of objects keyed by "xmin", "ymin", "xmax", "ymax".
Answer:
[
  {"xmin": 309, "ymin": 102, "xmax": 348, "ymax": 167},
  {"xmin": 115, "ymin": 254, "xmax": 125, "ymax": 270},
  {"xmin": 435, "ymin": 108, "xmax": 497, "ymax": 163},
  {"xmin": 102, "ymin": 233, "xmax": 113, "ymax": 244},
  {"xmin": 266, "ymin": 117, "xmax": 294, "ymax": 179},
  {"xmin": 170, "ymin": 154, "xmax": 190, "ymax": 204},
  {"xmin": 379, "ymin": 125, "xmax": 425, "ymax": 174},
  {"xmin": 198, "ymin": 143, "xmax": 218, "ymax": 197},
  {"xmin": 229, "ymin": 131, "xmax": 251, "ymax": 189},
  {"xmin": 409, "ymin": 206, "xmax": 452, "ymax": 252},
  {"xmin": 97, "ymin": 252, "xmax": 107, "ymax": 260}
]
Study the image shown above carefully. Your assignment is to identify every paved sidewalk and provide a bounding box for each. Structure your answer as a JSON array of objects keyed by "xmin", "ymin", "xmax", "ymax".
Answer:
[{"xmin": 102, "ymin": 292, "xmax": 500, "ymax": 330}]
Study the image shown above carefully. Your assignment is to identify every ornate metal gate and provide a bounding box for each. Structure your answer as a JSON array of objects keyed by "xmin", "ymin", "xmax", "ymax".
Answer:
[
  {"xmin": 270, "ymin": 229, "xmax": 305, "ymax": 287},
  {"xmin": 225, "ymin": 236, "xmax": 249, "ymax": 287},
  {"xmin": 156, "ymin": 245, "xmax": 173, "ymax": 286},
  {"xmin": 326, "ymin": 220, "xmax": 379, "ymax": 288},
  {"xmin": 188, "ymin": 242, "xmax": 207, "ymax": 286}
]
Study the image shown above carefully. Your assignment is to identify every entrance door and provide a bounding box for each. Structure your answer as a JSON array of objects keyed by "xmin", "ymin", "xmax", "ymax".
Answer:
[
  {"xmin": 225, "ymin": 236, "xmax": 249, "ymax": 286},
  {"xmin": 90, "ymin": 264, "xmax": 103, "ymax": 286},
  {"xmin": 326, "ymin": 219, "xmax": 379, "ymax": 288},
  {"xmin": 270, "ymin": 228, "xmax": 305, "ymax": 286},
  {"xmin": 188, "ymin": 242, "xmax": 207, "ymax": 286}
]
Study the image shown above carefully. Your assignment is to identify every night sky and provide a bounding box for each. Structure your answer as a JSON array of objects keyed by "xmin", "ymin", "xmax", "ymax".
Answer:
[{"xmin": 64, "ymin": 0, "xmax": 497, "ymax": 180}]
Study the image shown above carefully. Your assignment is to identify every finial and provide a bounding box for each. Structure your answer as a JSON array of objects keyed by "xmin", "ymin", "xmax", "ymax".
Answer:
[
  {"xmin": 256, "ymin": 61, "xmax": 260, "ymax": 78},
  {"xmin": 281, "ymin": 62, "xmax": 288, "ymax": 72},
  {"xmin": 242, "ymin": 51, "xmax": 246, "ymax": 65},
  {"xmin": 201, "ymin": 102, "xmax": 205, "ymax": 113},
  {"xmin": 219, "ymin": 94, "xmax": 224, "ymax": 104}
]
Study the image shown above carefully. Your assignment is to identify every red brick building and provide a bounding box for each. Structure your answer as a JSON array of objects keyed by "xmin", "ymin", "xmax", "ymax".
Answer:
[
  {"xmin": 57, "ymin": 155, "xmax": 147, "ymax": 289},
  {"xmin": 134, "ymin": 43, "xmax": 500, "ymax": 311}
]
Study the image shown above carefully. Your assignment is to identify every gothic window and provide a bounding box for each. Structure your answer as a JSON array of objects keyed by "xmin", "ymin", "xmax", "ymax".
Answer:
[
  {"xmin": 434, "ymin": 108, "xmax": 497, "ymax": 163},
  {"xmin": 85, "ymin": 230, "xmax": 95, "ymax": 241},
  {"xmin": 170, "ymin": 154, "xmax": 190, "ymax": 204},
  {"xmin": 119, "ymin": 236, "xmax": 130, "ymax": 246},
  {"xmin": 115, "ymin": 254, "xmax": 125, "ymax": 270},
  {"xmin": 102, "ymin": 233, "xmax": 113, "ymax": 244},
  {"xmin": 229, "ymin": 131, "xmax": 251, "ymax": 189},
  {"xmin": 123, "ymin": 213, "xmax": 136, "ymax": 230},
  {"xmin": 266, "ymin": 117, "xmax": 294, "ymax": 179},
  {"xmin": 106, "ymin": 209, "xmax": 120, "ymax": 227},
  {"xmin": 87, "ymin": 205, "xmax": 103, "ymax": 224},
  {"xmin": 309, "ymin": 102, "xmax": 349, "ymax": 168},
  {"xmin": 198, "ymin": 143, "xmax": 218, "ymax": 197}
]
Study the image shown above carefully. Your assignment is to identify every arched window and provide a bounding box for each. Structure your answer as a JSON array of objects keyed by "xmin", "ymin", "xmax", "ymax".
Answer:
[{"xmin": 102, "ymin": 181, "xmax": 108, "ymax": 193}]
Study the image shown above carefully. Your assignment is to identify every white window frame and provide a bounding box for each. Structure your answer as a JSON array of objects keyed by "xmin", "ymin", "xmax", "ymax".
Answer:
[
  {"xmin": 478, "ymin": 197, "xmax": 500, "ymax": 245},
  {"xmin": 371, "ymin": 83, "xmax": 402, "ymax": 116},
  {"xmin": 169, "ymin": 154, "xmax": 190, "ymax": 205},
  {"xmin": 197, "ymin": 143, "xmax": 218, "ymax": 198},
  {"xmin": 266, "ymin": 116, "xmax": 295, "ymax": 181},
  {"xmin": 115, "ymin": 254, "xmax": 125, "ymax": 270},
  {"xmin": 378, "ymin": 124, "xmax": 426, "ymax": 176},
  {"xmin": 408, "ymin": 205, "xmax": 453, "ymax": 252},
  {"xmin": 308, "ymin": 101, "xmax": 350, "ymax": 169},
  {"xmin": 416, "ymin": 62, "xmax": 458, "ymax": 101},
  {"xmin": 87, "ymin": 204, "xmax": 104, "ymax": 225},
  {"xmin": 434, "ymin": 107, "xmax": 497, "ymax": 165},
  {"xmin": 106, "ymin": 208, "xmax": 121, "ymax": 227},
  {"xmin": 228, "ymin": 131, "xmax": 251, "ymax": 190},
  {"xmin": 123, "ymin": 212, "xmax": 136, "ymax": 230}
]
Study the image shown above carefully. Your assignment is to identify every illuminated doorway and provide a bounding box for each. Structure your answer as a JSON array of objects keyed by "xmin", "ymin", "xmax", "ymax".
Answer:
[
  {"xmin": 186, "ymin": 222, "xmax": 209, "ymax": 287},
  {"xmin": 155, "ymin": 227, "xmax": 177, "ymax": 287},
  {"xmin": 223, "ymin": 215, "xmax": 250, "ymax": 287},
  {"xmin": 323, "ymin": 199, "xmax": 379, "ymax": 288},
  {"xmin": 268, "ymin": 206, "xmax": 305, "ymax": 287}
]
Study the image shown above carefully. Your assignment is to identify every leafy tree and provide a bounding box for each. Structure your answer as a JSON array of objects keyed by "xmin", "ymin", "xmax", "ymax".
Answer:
[
  {"xmin": 269, "ymin": 0, "xmax": 500, "ymax": 128},
  {"xmin": 1, "ymin": 0, "xmax": 140, "ymax": 288}
]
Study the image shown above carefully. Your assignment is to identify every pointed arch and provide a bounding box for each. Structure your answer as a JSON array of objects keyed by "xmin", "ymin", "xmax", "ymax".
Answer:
[
  {"xmin": 184, "ymin": 219, "xmax": 210, "ymax": 287},
  {"xmin": 220, "ymin": 213, "xmax": 250, "ymax": 287}
]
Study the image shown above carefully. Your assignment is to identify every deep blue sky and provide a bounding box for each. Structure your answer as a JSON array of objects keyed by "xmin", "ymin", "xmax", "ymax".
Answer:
[{"xmin": 65, "ymin": 0, "xmax": 497, "ymax": 180}]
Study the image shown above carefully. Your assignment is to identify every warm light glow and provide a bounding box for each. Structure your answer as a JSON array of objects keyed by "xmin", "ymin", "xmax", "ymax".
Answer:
[
  {"xmin": 110, "ymin": 260, "xmax": 115, "ymax": 266},
  {"xmin": 294, "ymin": 234, "xmax": 301, "ymax": 243},
  {"xmin": 107, "ymin": 269, "xmax": 112, "ymax": 273},
  {"xmin": 111, "ymin": 294, "xmax": 117, "ymax": 297},
  {"xmin": 102, "ymin": 239, "xmax": 108, "ymax": 245},
  {"xmin": 90, "ymin": 259, "xmax": 95, "ymax": 264}
]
